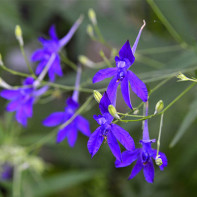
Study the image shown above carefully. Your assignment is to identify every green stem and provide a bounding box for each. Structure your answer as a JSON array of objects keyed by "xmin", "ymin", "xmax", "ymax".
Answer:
[
  {"xmin": 20, "ymin": 45, "xmax": 35, "ymax": 77},
  {"xmin": 99, "ymin": 50, "xmax": 112, "ymax": 67},
  {"xmin": 60, "ymin": 53, "xmax": 77, "ymax": 71},
  {"xmin": 157, "ymin": 113, "xmax": 164, "ymax": 156},
  {"xmin": 13, "ymin": 167, "xmax": 22, "ymax": 197}
]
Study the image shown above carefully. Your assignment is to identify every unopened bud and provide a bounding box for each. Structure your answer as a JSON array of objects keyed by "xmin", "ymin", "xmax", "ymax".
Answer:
[
  {"xmin": 155, "ymin": 155, "xmax": 163, "ymax": 166},
  {"xmin": 177, "ymin": 72, "xmax": 190, "ymax": 81},
  {"xmin": 133, "ymin": 109, "xmax": 139, "ymax": 115},
  {"xmin": 86, "ymin": 25, "xmax": 94, "ymax": 37},
  {"xmin": 15, "ymin": 25, "xmax": 24, "ymax": 46},
  {"xmin": 79, "ymin": 55, "xmax": 95, "ymax": 68},
  {"xmin": 154, "ymin": 100, "xmax": 164, "ymax": 114},
  {"xmin": 88, "ymin": 9, "xmax": 97, "ymax": 25},
  {"xmin": 108, "ymin": 105, "xmax": 120, "ymax": 120},
  {"xmin": 93, "ymin": 90, "xmax": 102, "ymax": 103},
  {"xmin": 0, "ymin": 54, "xmax": 3, "ymax": 66},
  {"xmin": 111, "ymin": 48, "xmax": 118, "ymax": 58}
]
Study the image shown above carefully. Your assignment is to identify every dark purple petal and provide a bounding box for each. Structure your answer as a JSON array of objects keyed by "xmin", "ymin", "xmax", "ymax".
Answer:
[
  {"xmin": 6, "ymin": 99, "xmax": 21, "ymax": 112},
  {"xmin": 128, "ymin": 158, "xmax": 143, "ymax": 180},
  {"xmin": 31, "ymin": 49, "xmax": 45, "ymax": 62},
  {"xmin": 115, "ymin": 149, "xmax": 139, "ymax": 168},
  {"xmin": 35, "ymin": 61, "xmax": 47, "ymax": 75},
  {"xmin": 0, "ymin": 90, "xmax": 20, "ymax": 100},
  {"xmin": 16, "ymin": 107, "xmax": 27, "ymax": 127},
  {"xmin": 143, "ymin": 160, "xmax": 155, "ymax": 183},
  {"xmin": 48, "ymin": 67, "xmax": 56, "ymax": 82},
  {"xmin": 92, "ymin": 68, "xmax": 117, "ymax": 83},
  {"xmin": 23, "ymin": 77, "xmax": 34, "ymax": 86},
  {"xmin": 67, "ymin": 125, "xmax": 78, "ymax": 147},
  {"xmin": 87, "ymin": 127, "xmax": 104, "ymax": 158},
  {"xmin": 43, "ymin": 112, "xmax": 66, "ymax": 127},
  {"xmin": 107, "ymin": 131, "xmax": 122, "ymax": 161},
  {"xmin": 56, "ymin": 125, "xmax": 70, "ymax": 143},
  {"xmin": 152, "ymin": 150, "xmax": 168, "ymax": 171},
  {"xmin": 106, "ymin": 76, "xmax": 120, "ymax": 106},
  {"xmin": 111, "ymin": 124, "xmax": 135, "ymax": 151},
  {"xmin": 53, "ymin": 57, "xmax": 63, "ymax": 76},
  {"xmin": 23, "ymin": 98, "xmax": 34, "ymax": 118},
  {"xmin": 127, "ymin": 70, "xmax": 148, "ymax": 102},
  {"xmin": 93, "ymin": 115, "xmax": 106, "ymax": 125},
  {"xmin": 49, "ymin": 25, "xmax": 58, "ymax": 41},
  {"xmin": 121, "ymin": 75, "xmax": 132, "ymax": 109},
  {"xmin": 66, "ymin": 97, "xmax": 79, "ymax": 111},
  {"xmin": 99, "ymin": 92, "xmax": 111, "ymax": 114},
  {"xmin": 1, "ymin": 164, "xmax": 13, "ymax": 181},
  {"xmin": 76, "ymin": 115, "xmax": 91, "ymax": 136},
  {"xmin": 119, "ymin": 40, "xmax": 135, "ymax": 65}
]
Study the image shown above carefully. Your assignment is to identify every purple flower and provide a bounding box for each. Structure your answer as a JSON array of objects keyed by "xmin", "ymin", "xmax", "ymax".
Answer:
[
  {"xmin": 31, "ymin": 16, "xmax": 82, "ymax": 81},
  {"xmin": 87, "ymin": 92, "xmax": 135, "ymax": 161},
  {"xmin": 92, "ymin": 21, "xmax": 148, "ymax": 108},
  {"xmin": 43, "ymin": 97, "xmax": 91, "ymax": 146},
  {"xmin": 1, "ymin": 163, "xmax": 13, "ymax": 181},
  {"xmin": 115, "ymin": 102, "xmax": 167, "ymax": 183},
  {"xmin": 43, "ymin": 66, "xmax": 91, "ymax": 146},
  {"xmin": 0, "ymin": 77, "xmax": 48, "ymax": 127}
]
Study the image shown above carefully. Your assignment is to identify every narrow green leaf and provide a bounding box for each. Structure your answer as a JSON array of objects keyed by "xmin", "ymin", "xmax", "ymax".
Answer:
[{"xmin": 170, "ymin": 96, "xmax": 197, "ymax": 147}]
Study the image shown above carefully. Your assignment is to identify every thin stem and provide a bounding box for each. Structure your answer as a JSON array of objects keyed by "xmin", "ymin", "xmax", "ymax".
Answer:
[
  {"xmin": 13, "ymin": 167, "xmax": 22, "ymax": 197},
  {"xmin": 117, "ymin": 112, "xmax": 144, "ymax": 118},
  {"xmin": 19, "ymin": 45, "xmax": 35, "ymax": 77},
  {"xmin": 99, "ymin": 50, "xmax": 113, "ymax": 67},
  {"xmin": 60, "ymin": 53, "xmax": 77, "ymax": 71},
  {"xmin": 157, "ymin": 113, "xmax": 164, "ymax": 156}
]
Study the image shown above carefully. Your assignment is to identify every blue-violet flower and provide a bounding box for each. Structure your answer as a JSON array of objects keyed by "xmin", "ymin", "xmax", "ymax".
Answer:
[
  {"xmin": 92, "ymin": 21, "xmax": 148, "ymax": 108},
  {"xmin": 0, "ymin": 77, "xmax": 48, "ymax": 127},
  {"xmin": 31, "ymin": 16, "xmax": 83, "ymax": 81},
  {"xmin": 115, "ymin": 102, "xmax": 167, "ymax": 183},
  {"xmin": 43, "ymin": 66, "xmax": 91, "ymax": 146},
  {"xmin": 87, "ymin": 92, "xmax": 135, "ymax": 161}
]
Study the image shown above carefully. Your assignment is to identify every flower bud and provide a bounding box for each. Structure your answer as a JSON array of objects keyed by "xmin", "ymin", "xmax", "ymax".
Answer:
[
  {"xmin": 108, "ymin": 105, "xmax": 120, "ymax": 120},
  {"xmin": 86, "ymin": 24, "xmax": 94, "ymax": 37},
  {"xmin": 88, "ymin": 8, "xmax": 97, "ymax": 25},
  {"xmin": 93, "ymin": 90, "xmax": 102, "ymax": 103},
  {"xmin": 155, "ymin": 155, "xmax": 163, "ymax": 166},
  {"xmin": 78, "ymin": 55, "xmax": 95, "ymax": 68},
  {"xmin": 177, "ymin": 72, "xmax": 190, "ymax": 81},
  {"xmin": 15, "ymin": 25, "xmax": 24, "ymax": 46},
  {"xmin": 154, "ymin": 100, "xmax": 164, "ymax": 114}
]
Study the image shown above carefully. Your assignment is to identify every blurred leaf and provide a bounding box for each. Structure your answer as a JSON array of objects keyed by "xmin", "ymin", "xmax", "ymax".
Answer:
[
  {"xmin": 32, "ymin": 170, "xmax": 98, "ymax": 197},
  {"xmin": 147, "ymin": 0, "xmax": 196, "ymax": 46},
  {"xmin": 170, "ymin": 95, "xmax": 197, "ymax": 147}
]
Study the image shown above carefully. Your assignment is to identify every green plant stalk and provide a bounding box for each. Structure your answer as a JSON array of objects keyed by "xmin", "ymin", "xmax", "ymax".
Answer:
[
  {"xmin": 20, "ymin": 45, "xmax": 35, "ymax": 77},
  {"xmin": 157, "ymin": 113, "xmax": 164, "ymax": 156},
  {"xmin": 60, "ymin": 53, "xmax": 77, "ymax": 71},
  {"xmin": 13, "ymin": 167, "xmax": 22, "ymax": 197}
]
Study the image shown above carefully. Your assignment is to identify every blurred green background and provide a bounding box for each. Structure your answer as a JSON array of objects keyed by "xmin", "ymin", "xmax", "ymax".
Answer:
[{"xmin": 1, "ymin": 0, "xmax": 197, "ymax": 196}]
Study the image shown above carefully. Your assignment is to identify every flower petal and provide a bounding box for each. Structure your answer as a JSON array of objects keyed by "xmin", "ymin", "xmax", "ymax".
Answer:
[
  {"xmin": 6, "ymin": 99, "xmax": 21, "ymax": 112},
  {"xmin": 33, "ymin": 86, "xmax": 48, "ymax": 97},
  {"xmin": 115, "ymin": 149, "xmax": 139, "ymax": 168},
  {"xmin": 87, "ymin": 127, "xmax": 104, "ymax": 158},
  {"xmin": 119, "ymin": 40, "xmax": 135, "ymax": 65},
  {"xmin": 0, "ymin": 90, "xmax": 20, "ymax": 100},
  {"xmin": 152, "ymin": 150, "xmax": 168, "ymax": 171},
  {"xmin": 35, "ymin": 61, "xmax": 47, "ymax": 75},
  {"xmin": 43, "ymin": 112, "xmax": 66, "ymax": 127},
  {"xmin": 16, "ymin": 107, "xmax": 27, "ymax": 127},
  {"xmin": 106, "ymin": 76, "xmax": 120, "ymax": 106},
  {"xmin": 99, "ymin": 92, "xmax": 112, "ymax": 114},
  {"xmin": 111, "ymin": 124, "xmax": 135, "ymax": 151},
  {"xmin": 31, "ymin": 49, "xmax": 45, "ymax": 62},
  {"xmin": 92, "ymin": 68, "xmax": 117, "ymax": 83},
  {"xmin": 127, "ymin": 70, "xmax": 148, "ymax": 102},
  {"xmin": 56, "ymin": 125, "xmax": 70, "ymax": 143},
  {"xmin": 128, "ymin": 158, "xmax": 143, "ymax": 180},
  {"xmin": 67, "ymin": 125, "xmax": 78, "ymax": 147},
  {"xmin": 121, "ymin": 75, "xmax": 132, "ymax": 109},
  {"xmin": 143, "ymin": 160, "xmax": 155, "ymax": 183},
  {"xmin": 49, "ymin": 25, "xmax": 58, "ymax": 41},
  {"xmin": 23, "ymin": 98, "xmax": 34, "ymax": 118},
  {"xmin": 76, "ymin": 115, "xmax": 91, "ymax": 136},
  {"xmin": 107, "ymin": 131, "xmax": 122, "ymax": 161}
]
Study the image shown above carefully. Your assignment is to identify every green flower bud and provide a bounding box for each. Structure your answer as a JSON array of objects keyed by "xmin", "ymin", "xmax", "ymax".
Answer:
[
  {"xmin": 15, "ymin": 25, "xmax": 24, "ymax": 46},
  {"xmin": 177, "ymin": 72, "xmax": 190, "ymax": 81},
  {"xmin": 78, "ymin": 55, "xmax": 94, "ymax": 68},
  {"xmin": 108, "ymin": 105, "xmax": 120, "ymax": 120},
  {"xmin": 86, "ymin": 24, "xmax": 94, "ymax": 37},
  {"xmin": 154, "ymin": 100, "xmax": 164, "ymax": 114},
  {"xmin": 88, "ymin": 8, "xmax": 97, "ymax": 25},
  {"xmin": 93, "ymin": 90, "xmax": 102, "ymax": 103},
  {"xmin": 155, "ymin": 155, "xmax": 163, "ymax": 166}
]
